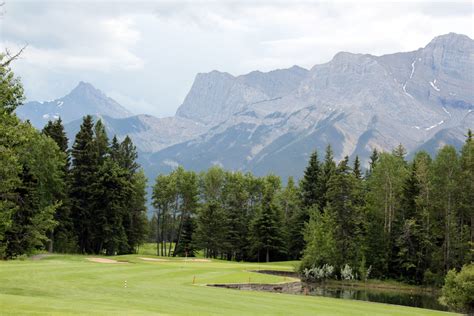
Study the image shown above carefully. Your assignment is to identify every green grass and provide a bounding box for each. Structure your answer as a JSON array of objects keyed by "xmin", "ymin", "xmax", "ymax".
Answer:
[{"xmin": 0, "ymin": 254, "xmax": 457, "ymax": 315}]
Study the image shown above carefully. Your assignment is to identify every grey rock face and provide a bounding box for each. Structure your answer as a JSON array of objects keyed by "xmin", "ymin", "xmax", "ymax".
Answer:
[
  {"xmin": 16, "ymin": 82, "xmax": 133, "ymax": 128},
  {"xmin": 150, "ymin": 33, "xmax": 474, "ymax": 178},
  {"xmin": 175, "ymin": 66, "xmax": 309, "ymax": 125}
]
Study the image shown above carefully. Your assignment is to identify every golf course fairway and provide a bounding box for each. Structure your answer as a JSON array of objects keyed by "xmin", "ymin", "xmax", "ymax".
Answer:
[{"xmin": 0, "ymin": 254, "xmax": 458, "ymax": 315}]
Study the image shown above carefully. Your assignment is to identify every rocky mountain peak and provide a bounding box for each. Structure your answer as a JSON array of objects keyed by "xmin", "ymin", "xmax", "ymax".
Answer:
[{"xmin": 426, "ymin": 32, "xmax": 473, "ymax": 49}]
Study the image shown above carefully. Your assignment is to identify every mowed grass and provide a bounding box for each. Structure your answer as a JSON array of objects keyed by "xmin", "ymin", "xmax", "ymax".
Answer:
[{"xmin": 0, "ymin": 254, "xmax": 458, "ymax": 315}]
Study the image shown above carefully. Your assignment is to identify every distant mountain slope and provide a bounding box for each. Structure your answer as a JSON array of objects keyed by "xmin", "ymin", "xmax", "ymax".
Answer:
[
  {"xmin": 16, "ymin": 82, "xmax": 133, "ymax": 128},
  {"xmin": 17, "ymin": 33, "xmax": 474, "ymax": 181},
  {"xmin": 149, "ymin": 33, "xmax": 474, "ymax": 178},
  {"xmin": 63, "ymin": 114, "xmax": 207, "ymax": 153}
]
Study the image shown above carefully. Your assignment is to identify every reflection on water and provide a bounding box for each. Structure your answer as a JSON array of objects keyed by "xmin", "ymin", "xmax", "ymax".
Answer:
[{"xmin": 303, "ymin": 284, "xmax": 448, "ymax": 312}]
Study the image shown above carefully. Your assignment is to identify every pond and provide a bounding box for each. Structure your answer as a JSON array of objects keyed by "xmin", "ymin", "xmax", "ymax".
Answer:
[
  {"xmin": 302, "ymin": 283, "xmax": 448, "ymax": 312},
  {"xmin": 209, "ymin": 270, "xmax": 449, "ymax": 312}
]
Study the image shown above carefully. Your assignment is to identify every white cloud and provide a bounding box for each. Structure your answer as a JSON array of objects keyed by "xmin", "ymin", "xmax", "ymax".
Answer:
[{"xmin": 1, "ymin": 1, "xmax": 473, "ymax": 117}]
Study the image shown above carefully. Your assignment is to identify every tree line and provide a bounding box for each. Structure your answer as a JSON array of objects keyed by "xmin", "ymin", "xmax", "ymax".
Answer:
[
  {"xmin": 0, "ymin": 54, "xmax": 148, "ymax": 258},
  {"xmin": 150, "ymin": 141, "xmax": 473, "ymax": 286}
]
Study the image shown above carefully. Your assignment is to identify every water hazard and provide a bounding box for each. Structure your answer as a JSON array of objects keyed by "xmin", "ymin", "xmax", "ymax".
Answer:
[{"xmin": 208, "ymin": 270, "xmax": 449, "ymax": 312}]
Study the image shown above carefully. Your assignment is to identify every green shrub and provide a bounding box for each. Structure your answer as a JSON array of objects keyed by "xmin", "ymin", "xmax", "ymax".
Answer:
[{"xmin": 440, "ymin": 264, "xmax": 474, "ymax": 313}]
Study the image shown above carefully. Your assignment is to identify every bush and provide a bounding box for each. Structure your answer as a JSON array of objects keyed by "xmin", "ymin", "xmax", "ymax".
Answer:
[
  {"xmin": 440, "ymin": 264, "xmax": 474, "ymax": 313},
  {"xmin": 341, "ymin": 264, "xmax": 354, "ymax": 280},
  {"xmin": 302, "ymin": 264, "xmax": 334, "ymax": 282}
]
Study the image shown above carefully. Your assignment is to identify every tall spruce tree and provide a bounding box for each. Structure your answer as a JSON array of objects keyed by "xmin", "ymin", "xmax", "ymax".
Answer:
[
  {"xmin": 320, "ymin": 145, "xmax": 336, "ymax": 211},
  {"xmin": 250, "ymin": 184, "xmax": 286, "ymax": 262},
  {"xmin": 70, "ymin": 115, "xmax": 98, "ymax": 253},
  {"xmin": 42, "ymin": 118, "xmax": 76, "ymax": 252},
  {"xmin": 300, "ymin": 150, "xmax": 321, "ymax": 209}
]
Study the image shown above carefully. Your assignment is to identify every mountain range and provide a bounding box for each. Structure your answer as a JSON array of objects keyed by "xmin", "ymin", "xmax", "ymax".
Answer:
[{"xmin": 16, "ymin": 33, "xmax": 474, "ymax": 181}]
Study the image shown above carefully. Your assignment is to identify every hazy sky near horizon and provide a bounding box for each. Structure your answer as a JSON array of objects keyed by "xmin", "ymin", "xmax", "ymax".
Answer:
[{"xmin": 1, "ymin": 1, "xmax": 473, "ymax": 117}]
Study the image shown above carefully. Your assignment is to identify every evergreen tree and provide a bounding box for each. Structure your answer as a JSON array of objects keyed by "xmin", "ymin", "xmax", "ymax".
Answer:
[
  {"xmin": 194, "ymin": 201, "xmax": 227, "ymax": 258},
  {"xmin": 320, "ymin": 144, "xmax": 336, "ymax": 211},
  {"xmin": 123, "ymin": 171, "xmax": 149, "ymax": 253},
  {"xmin": 324, "ymin": 156, "xmax": 363, "ymax": 268},
  {"xmin": 250, "ymin": 186, "xmax": 286, "ymax": 262},
  {"xmin": 70, "ymin": 115, "xmax": 98, "ymax": 253},
  {"xmin": 222, "ymin": 171, "xmax": 250, "ymax": 261},
  {"xmin": 92, "ymin": 158, "xmax": 129, "ymax": 255},
  {"xmin": 394, "ymin": 159, "xmax": 425, "ymax": 283},
  {"xmin": 367, "ymin": 148, "xmax": 379, "ymax": 177},
  {"xmin": 42, "ymin": 118, "xmax": 76, "ymax": 252},
  {"xmin": 300, "ymin": 150, "xmax": 321, "ymax": 208},
  {"xmin": 174, "ymin": 216, "xmax": 196, "ymax": 257},
  {"xmin": 353, "ymin": 155, "xmax": 362, "ymax": 180},
  {"xmin": 281, "ymin": 177, "xmax": 304, "ymax": 259},
  {"xmin": 94, "ymin": 119, "xmax": 109, "ymax": 163}
]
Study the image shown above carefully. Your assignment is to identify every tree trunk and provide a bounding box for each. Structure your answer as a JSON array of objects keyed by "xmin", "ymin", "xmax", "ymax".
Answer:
[
  {"xmin": 48, "ymin": 231, "xmax": 54, "ymax": 253},
  {"xmin": 173, "ymin": 213, "xmax": 185, "ymax": 257},
  {"xmin": 266, "ymin": 248, "xmax": 269, "ymax": 263},
  {"xmin": 156, "ymin": 210, "xmax": 161, "ymax": 256}
]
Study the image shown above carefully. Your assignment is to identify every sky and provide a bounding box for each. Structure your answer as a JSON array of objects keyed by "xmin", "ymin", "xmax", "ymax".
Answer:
[{"xmin": 1, "ymin": 0, "xmax": 473, "ymax": 117}]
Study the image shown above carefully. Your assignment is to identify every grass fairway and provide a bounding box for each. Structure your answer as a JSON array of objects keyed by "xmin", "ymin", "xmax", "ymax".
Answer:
[{"xmin": 0, "ymin": 254, "xmax": 457, "ymax": 315}]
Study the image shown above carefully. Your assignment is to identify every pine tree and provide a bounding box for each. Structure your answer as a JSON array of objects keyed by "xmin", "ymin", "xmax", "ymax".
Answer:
[
  {"xmin": 222, "ymin": 171, "xmax": 250, "ymax": 261},
  {"xmin": 300, "ymin": 150, "xmax": 321, "ymax": 208},
  {"xmin": 110, "ymin": 135, "xmax": 148, "ymax": 254},
  {"xmin": 281, "ymin": 177, "xmax": 304, "ymax": 259},
  {"xmin": 353, "ymin": 155, "xmax": 362, "ymax": 180},
  {"xmin": 194, "ymin": 201, "xmax": 227, "ymax": 258},
  {"xmin": 92, "ymin": 158, "xmax": 129, "ymax": 255},
  {"xmin": 94, "ymin": 120, "xmax": 109, "ymax": 163},
  {"xmin": 368, "ymin": 148, "xmax": 379, "ymax": 176},
  {"xmin": 70, "ymin": 115, "xmax": 98, "ymax": 253},
  {"xmin": 320, "ymin": 144, "xmax": 336, "ymax": 211},
  {"xmin": 324, "ymin": 156, "xmax": 362, "ymax": 268},
  {"xmin": 250, "ymin": 186, "xmax": 286, "ymax": 262},
  {"xmin": 42, "ymin": 118, "xmax": 76, "ymax": 252}
]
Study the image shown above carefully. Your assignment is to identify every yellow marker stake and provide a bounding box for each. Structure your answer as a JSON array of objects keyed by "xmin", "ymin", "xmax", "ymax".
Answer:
[{"xmin": 192, "ymin": 276, "xmax": 196, "ymax": 284}]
